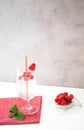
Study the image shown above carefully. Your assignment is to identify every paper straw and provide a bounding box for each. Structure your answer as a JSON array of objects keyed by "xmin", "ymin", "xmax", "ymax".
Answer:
[
  {"xmin": 25, "ymin": 56, "xmax": 28, "ymax": 101},
  {"xmin": 25, "ymin": 56, "xmax": 28, "ymax": 72}
]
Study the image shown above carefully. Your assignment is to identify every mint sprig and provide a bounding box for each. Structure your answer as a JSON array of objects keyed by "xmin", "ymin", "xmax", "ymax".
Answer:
[{"xmin": 9, "ymin": 105, "xmax": 24, "ymax": 121}]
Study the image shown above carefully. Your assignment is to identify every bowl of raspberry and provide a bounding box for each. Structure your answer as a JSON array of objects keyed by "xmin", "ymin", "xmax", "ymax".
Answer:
[{"xmin": 54, "ymin": 92, "xmax": 74, "ymax": 111}]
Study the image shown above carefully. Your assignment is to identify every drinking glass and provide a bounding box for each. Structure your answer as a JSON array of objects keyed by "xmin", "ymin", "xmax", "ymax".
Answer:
[{"xmin": 16, "ymin": 69, "xmax": 38, "ymax": 115}]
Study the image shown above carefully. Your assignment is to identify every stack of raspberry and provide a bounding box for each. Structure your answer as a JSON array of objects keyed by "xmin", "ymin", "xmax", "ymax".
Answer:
[{"xmin": 55, "ymin": 92, "xmax": 74, "ymax": 105}]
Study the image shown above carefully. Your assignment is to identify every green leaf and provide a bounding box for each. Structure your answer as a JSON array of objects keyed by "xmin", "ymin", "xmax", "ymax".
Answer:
[
  {"xmin": 9, "ymin": 104, "xmax": 18, "ymax": 114},
  {"xmin": 9, "ymin": 105, "xmax": 25, "ymax": 121},
  {"xmin": 9, "ymin": 113, "xmax": 15, "ymax": 118},
  {"xmin": 16, "ymin": 112, "xmax": 25, "ymax": 121}
]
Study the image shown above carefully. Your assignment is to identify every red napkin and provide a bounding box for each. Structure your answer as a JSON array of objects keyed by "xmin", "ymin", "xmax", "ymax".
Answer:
[{"xmin": 0, "ymin": 96, "xmax": 42, "ymax": 125}]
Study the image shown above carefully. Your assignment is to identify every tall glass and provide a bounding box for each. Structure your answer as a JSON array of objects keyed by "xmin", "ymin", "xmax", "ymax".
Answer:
[{"xmin": 16, "ymin": 69, "xmax": 38, "ymax": 115}]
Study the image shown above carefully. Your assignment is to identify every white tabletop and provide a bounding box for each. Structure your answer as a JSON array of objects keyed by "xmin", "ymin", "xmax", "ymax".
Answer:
[{"xmin": 0, "ymin": 81, "xmax": 84, "ymax": 130}]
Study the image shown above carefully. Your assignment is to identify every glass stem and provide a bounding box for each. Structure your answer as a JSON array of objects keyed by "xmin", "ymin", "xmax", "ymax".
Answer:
[
  {"xmin": 26, "ymin": 80, "xmax": 28, "ymax": 101},
  {"xmin": 26, "ymin": 80, "xmax": 32, "ymax": 110}
]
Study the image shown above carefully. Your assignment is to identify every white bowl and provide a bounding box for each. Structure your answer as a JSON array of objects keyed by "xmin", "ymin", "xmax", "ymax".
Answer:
[{"xmin": 50, "ymin": 97, "xmax": 81, "ymax": 112}]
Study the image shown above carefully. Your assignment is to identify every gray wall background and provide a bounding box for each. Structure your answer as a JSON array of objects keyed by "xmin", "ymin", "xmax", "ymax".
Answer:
[{"xmin": 0, "ymin": 0, "xmax": 84, "ymax": 88}]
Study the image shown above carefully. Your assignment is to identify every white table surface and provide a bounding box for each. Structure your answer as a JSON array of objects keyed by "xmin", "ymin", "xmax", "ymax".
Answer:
[{"xmin": 0, "ymin": 81, "xmax": 84, "ymax": 130}]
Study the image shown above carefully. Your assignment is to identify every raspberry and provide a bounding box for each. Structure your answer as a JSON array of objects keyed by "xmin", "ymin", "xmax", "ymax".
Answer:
[
  {"xmin": 63, "ymin": 92, "xmax": 68, "ymax": 97},
  {"xmin": 57, "ymin": 94, "xmax": 64, "ymax": 100},
  {"xmin": 67, "ymin": 100, "xmax": 72, "ymax": 105},
  {"xmin": 65, "ymin": 95, "xmax": 70, "ymax": 101},
  {"xmin": 55, "ymin": 92, "xmax": 74, "ymax": 105},
  {"xmin": 55, "ymin": 98, "xmax": 59, "ymax": 103},
  {"xmin": 69, "ymin": 94, "xmax": 74, "ymax": 100},
  {"xmin": 29, "ymin": 63, "xmax": 36, "ymax": 71},
  {"xmin": 60, "ymin": 99, "xmax": 67, "ymax": 105},
  {"xmin": 57, "ymin": 100, "xmax": 61, "ymax": 105}
]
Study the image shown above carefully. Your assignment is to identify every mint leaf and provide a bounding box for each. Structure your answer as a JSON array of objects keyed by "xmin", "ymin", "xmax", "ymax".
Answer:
[
  {"xmin": 9, "ymin": 104, "xmax": 18, "ymax": 114},
  {"xmin": 16, "ymin": 112, "xmax": 24, "ymax": 120},
  {"xmin": 9, "ymin": 105, "xmax": 25, "ymax": 121},
  {"xmin": 9, "ymin": 113, "xmax": 15, "ymax": 118}
]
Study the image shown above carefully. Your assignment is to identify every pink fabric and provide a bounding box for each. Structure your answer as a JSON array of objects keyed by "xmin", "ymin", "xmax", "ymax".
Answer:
[{"xmin": 0, "ymin": 96, "xmax": 42, "ymax": 125}]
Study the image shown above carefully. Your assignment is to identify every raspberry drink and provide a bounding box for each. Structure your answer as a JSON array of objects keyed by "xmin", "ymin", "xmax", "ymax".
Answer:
[{"xmin": 16, "ymin": 56, "xmax": 38, "ymax": 115}]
